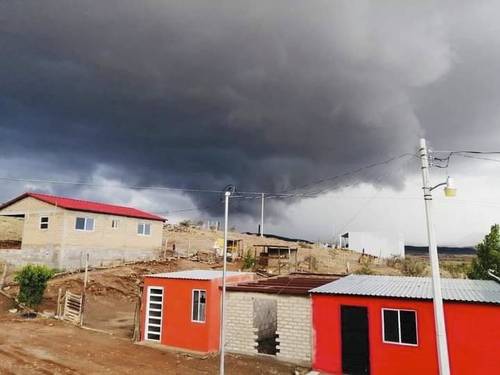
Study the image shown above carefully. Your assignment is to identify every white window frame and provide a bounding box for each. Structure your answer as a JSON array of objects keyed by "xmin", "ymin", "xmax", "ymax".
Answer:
[
  {"xmin": 39, "ymin": 216, "xmax": 49, "ymax": 230},
  {"xmin": 145, "ymin": 286, "xmax": 164, "ymax": 342},
  {"xmin": 75, "ymin": 217, "xmax": 95, "ymax": 232},
  {"xmin": 191, "ymin": 289, "xmax": 207, "ymax": 323},
  {"xmin": 137, "ymin": 222, "xmax": 152, "ymax": 236},
  {"xmin": 111, "ymin": 219, "xmax": 119, "ymax": 229},
  {"xmin": 381, "ymin": 308, "xmax": 418, "ymax": 347}
]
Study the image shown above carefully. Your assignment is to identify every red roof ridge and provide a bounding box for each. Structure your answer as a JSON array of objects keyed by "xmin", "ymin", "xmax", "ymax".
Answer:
[{"xmin": 0, "ymin": 192, "xmax": 166, "ymax": 222}]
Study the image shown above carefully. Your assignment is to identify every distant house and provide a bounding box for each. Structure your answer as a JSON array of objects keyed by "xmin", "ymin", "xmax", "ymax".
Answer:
[
  {"xmin": 311, "ymin": 275, "xmax": 500, "ymax": 375},
  {"xmin": 141, "ymin": 270, "xmax": 254, "ymax": 353},
  {"xmin": 340, "ymin": 231, "xmax": 405, "ymax": 258},
  {"xmin": 0, "ymin": 192, "xmax": 165, "ymax": 269}
]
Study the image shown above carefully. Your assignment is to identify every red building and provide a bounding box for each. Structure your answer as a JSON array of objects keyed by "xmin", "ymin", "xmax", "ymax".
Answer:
[
  {"xmin": 141, "ymin": 270, "xmax": 254, "ymax": 354},
  {"xmin": 311, "ymin": 275, "xmax": 500, "ymax": 375}
]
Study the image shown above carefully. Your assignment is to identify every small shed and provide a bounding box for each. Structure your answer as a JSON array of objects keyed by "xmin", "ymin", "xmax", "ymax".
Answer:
[
  {"xmin": 310, "ymin": 275, "xmax": 500, "ymax": 375},
  {"xmin": 141, "ymin": 270, "xmax": 254, "ymax": 354},
  {"xmin": 253, "ymin": 244, "xmax": 299, "ymax": 274}
]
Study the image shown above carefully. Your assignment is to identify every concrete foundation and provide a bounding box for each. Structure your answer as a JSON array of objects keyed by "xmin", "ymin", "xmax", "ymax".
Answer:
[{"xmin": 0, "ymin": 246, "xmax": 162, "ymax": 270}]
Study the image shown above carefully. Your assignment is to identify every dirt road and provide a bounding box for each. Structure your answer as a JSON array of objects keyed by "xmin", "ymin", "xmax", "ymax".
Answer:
[{"xmin": 0, "ymin": 318, "xmax": 297, "ymax": 375}]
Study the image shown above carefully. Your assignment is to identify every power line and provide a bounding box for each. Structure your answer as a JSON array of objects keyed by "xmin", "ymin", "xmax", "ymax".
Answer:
[
  {"xmin": 0, "ymin": 152, "xmax": 417, "ymax": 199},
  {"xmin": 275, "ymin": 152, "xmax": 417, "ymax": 196}
]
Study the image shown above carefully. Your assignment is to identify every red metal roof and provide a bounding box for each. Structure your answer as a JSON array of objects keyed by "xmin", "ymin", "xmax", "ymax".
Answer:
[
  {"xmin": 0, "ymin": 192, "xmax": 165, "ymax": 222},
  {"xmin": 225, "ymin": 273, "xmax": 342, "ymax": 296}
]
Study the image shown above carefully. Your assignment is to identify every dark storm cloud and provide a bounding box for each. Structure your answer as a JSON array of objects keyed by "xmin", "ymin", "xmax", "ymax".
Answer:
[{"xmin": 0, "ymin": 1, "xmax": 499, "ymax": 214}]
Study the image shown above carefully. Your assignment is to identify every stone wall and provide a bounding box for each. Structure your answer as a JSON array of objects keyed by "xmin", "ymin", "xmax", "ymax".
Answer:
[{"xmin": 225, "ymin": 291, "xmax": 312, "ymax": 366}]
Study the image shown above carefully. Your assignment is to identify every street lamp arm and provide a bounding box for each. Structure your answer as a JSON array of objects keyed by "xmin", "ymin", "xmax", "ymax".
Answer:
[
  {"xmin": 488, "ymin": 269, "xmax": 500, "ymax": 283},
  {"xmin": 429, "ymin": 182, "xmax": 447, "ymax": 191}
]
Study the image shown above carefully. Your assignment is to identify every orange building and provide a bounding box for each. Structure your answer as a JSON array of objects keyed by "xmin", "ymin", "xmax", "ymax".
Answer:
[
  {"xmin": 141, "ymin": 270, "xmax": 254, "ymax": 354},
  {"xmin": 311, "ymin": 275, "xmax": 500, "ymax": 375}
]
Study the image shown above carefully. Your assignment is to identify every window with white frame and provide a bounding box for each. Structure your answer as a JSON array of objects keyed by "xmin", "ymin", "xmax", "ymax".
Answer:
[
  {"xmin": 40, "ymin": 216, "xmax": 49, "ymax": 230},
  {"xmin": 192, "ymin": 289, "xmax": 206, "ymax": 323},
  {"xmin": 137, "ymin": 222, "xmax": 151, "ymax": 236},
  {"xmin": 75, "ymin": 217, "xmax": 95, "ymax": 231},
  {"xmin": 111, "ymin": 219, "xmax": 119, "ymax": 229},
  {"xmin": 382, "ymin": 308, "xmax": 418, "ymax": 345}
]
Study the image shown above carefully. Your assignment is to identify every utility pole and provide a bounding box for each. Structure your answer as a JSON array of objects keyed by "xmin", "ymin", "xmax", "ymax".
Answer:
[
  {"xmin": 419, "ymin": 138, "xmax": 450, "ymax": 375},
  {"xmin": 260, "ymin": 193, "xmax": 265, "ymax": 237},
  {"xmin": 219, "ymin": 191, "xmax": 231, "ymax": 375}
]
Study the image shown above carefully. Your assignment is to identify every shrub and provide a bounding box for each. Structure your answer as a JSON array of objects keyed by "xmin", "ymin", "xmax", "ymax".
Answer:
[
  {"xmin": 400, "ymin": 258, "xmax": 427, "ymax": 277},
  {"xmin": 14, "ymin": 264, "xmax": 55, "ymax": 311},
  {"xmin": 179, "ymin": 219, "xmax": 192, "ymax": 227},
  {"xmin": 386, "ymin": 256, "xmax": 402, "ymax": 268},
  {"xmin": 355, "ymin": 264, "xmax": 375, "ymax": 275},
  {"xmin": 355, "ymin": 256, "xmax": 375, "ymax": 275},
  {"xmin": 242, "ymin": 250, "xmax": 256, "ymax": 270},
  {"xmin": 442, "ymin": 262, "xmax": 470, "ymax": 278}
]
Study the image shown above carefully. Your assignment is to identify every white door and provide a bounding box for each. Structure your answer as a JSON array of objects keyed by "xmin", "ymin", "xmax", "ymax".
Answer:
[{"xmin": 145, "ymin": 286, "xmax": 163, "ymax": 342}]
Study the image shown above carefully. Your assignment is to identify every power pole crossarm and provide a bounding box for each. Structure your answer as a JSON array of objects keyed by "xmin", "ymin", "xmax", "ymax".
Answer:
[{"xmin": 419, "ymin": 138, "xmax": 451, "ymax": 375}]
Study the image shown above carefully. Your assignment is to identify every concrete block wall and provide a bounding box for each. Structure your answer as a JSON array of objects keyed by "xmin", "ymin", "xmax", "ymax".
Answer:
[
  {"xmin": 225, "ymin": 292, "xmax": 258, "ymax": 354},
  {"xmin": 225, "ymin": 291, "xmax": 312, "ymax": 366},
  {"xmin": 276, "ymin": 295, "xmax": 312, "ymax": 365}
]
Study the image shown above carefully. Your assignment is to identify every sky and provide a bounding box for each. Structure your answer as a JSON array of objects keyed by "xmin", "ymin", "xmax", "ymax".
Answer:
[{"xmin": 1, "ymin": 1, "xmax": 500, "ymax": 246}]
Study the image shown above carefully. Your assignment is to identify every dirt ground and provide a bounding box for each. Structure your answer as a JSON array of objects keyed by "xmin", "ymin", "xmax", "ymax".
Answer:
[
  {"xmin": 0, "ymin": 318, "xmax": 297, "ymax": 374},
  {"xmin": 2, "ymin": 258, "xmax": 244, "ymax": 337}
]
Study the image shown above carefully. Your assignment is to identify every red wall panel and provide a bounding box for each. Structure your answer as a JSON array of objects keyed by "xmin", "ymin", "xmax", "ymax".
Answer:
[{"xmin": 312, "ymin": 294, "xmax": 500, "ymax": 375}]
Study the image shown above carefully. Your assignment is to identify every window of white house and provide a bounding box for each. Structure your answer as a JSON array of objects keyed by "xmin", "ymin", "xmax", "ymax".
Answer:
[
  {"xmin": 192, "ymin": 289, "xmax": 206, "ymax": 323},
  {"xmin": 40, "ymin": 216, "xmax": 49, "ymax": 230},
  {"xmin": 137, "ymin": 223, "xmax": 151, "ymax": 236},
  {"xmin": 382, "ymin": 308, "xmax": 418, "ymax": 346},
  {"xmin": 75, "ymin": 217, "xmax": 95, "ymax": 231},
  {"xmin": 111, "ymin": 219, "xmax": 119, "ymax": 229}
]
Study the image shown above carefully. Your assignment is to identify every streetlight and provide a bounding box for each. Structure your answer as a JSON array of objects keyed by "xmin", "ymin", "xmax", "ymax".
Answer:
[
  {"xmin": 219, "ymin": 185, "xmax": 234, "ymax": 375},
  {"xmin": 419, "ymin": 138, "xmax": 455, "ymax": 375}
]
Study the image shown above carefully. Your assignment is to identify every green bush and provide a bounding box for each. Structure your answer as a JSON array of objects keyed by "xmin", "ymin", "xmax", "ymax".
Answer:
[
  {"xmin": 468, "ymin": 224, "xmax": 500, "ymax": 279},
  {"xmin": 14, "ymin": 264, "xmax": 55, "ymax": 310},
  {"xmin": 242, "ymin": 250, "xmax": 256, "ymax": 270}
]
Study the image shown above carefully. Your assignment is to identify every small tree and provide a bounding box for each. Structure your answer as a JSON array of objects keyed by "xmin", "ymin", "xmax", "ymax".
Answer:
[
  {"xmin": 468, "ymin": 224, "xmax": 500, "ymax": 279},
  {"xmin": 242, "ymin": 250, "xmax": 256, "ymax": 270},
  {"xmin": 14, "ymin": 264, "xmax": 55, "ymax": 311}
]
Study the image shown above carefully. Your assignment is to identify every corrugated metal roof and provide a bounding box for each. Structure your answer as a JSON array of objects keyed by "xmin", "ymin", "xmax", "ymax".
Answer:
[
  {"xmin": 310, "ymin": 275, "xmax": 500, "ymax": 304},
  {"xmin": 226, "ymin": 273, "xmax": 341, "ymax": 295},
  {"xmin": 145, "ymin": 270, "xmax": 252, "ymax": 280},
  {"xmin": 0, "ymin": 192, "xmax": 165, "ymax": 221}
]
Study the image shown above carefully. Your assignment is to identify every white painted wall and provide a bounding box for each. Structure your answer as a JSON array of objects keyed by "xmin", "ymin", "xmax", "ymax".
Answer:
[{"xmin": 343, "ymin": 231, "xmax": 405, "ymax": 258}]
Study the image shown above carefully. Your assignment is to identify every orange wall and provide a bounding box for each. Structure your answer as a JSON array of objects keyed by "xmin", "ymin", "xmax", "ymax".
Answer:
[
  {"xmin": 312, "ymin": 295, "xmax": 500, "ymax": 375},
  {"xmin": 141, "ymin": 273, "xmax": 254, "ymax": 353}
]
